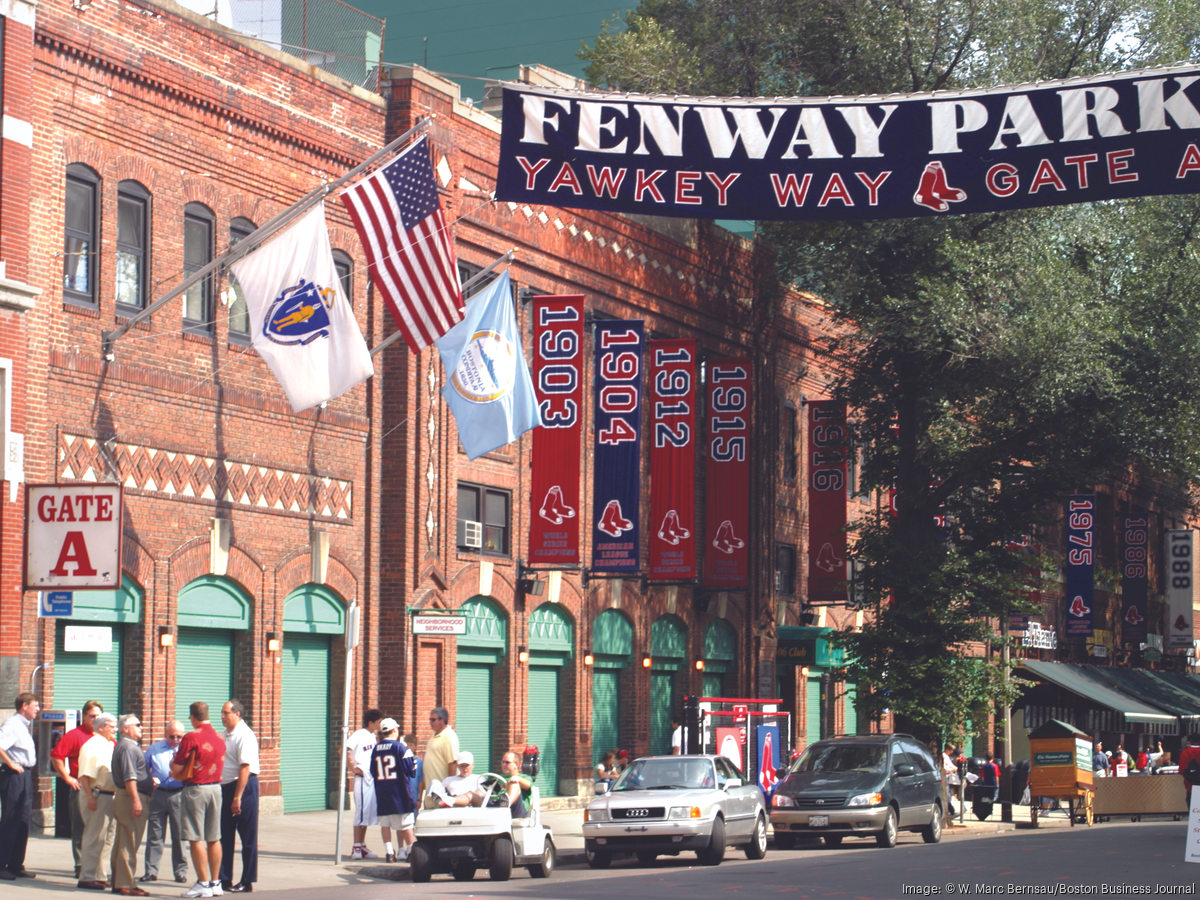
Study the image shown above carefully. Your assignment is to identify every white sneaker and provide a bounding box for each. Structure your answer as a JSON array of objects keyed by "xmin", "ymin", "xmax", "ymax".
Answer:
[
  {"xmin": 360, "ymin": 846, "xmax": 379, "ymax": 859},
  {"xmin": 182, "ymin": 883, "xmax": 213, "ymax": 899},
  {"xmin": 350, "ymin": 846, "xmax": 366, "ymax": 860},
  {"xmin": 209, "ymin": 881, "xmax": 224, "ymax": 896},
  {"xmin": 396, "ymin": 846, "xmax": 410, "ymax": 862}
]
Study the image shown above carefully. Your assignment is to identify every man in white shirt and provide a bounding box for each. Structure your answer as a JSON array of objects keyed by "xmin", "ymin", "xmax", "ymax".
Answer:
[
  {"xmin": 347, "ymin": 709, "xmax": 388, "ymax": 860},
  {"xmin": 78, "ymin": 713, "xmax": 119, "ymax": 889},
  {"xmin": 435, "ymin": 751, "xmax": 485, "ymax": 807},
  {"xmin": 217, "ymin": 701, "xmax": 260, "ymax": 893},
  {"xmin": 0, "ymin": 692, "xmax": 40, "ymax": 880}
]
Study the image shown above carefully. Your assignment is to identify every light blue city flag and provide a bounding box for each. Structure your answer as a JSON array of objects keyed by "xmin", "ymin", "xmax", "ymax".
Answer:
[{"xmin": 436, "ymin": 271, "xmax": 542, "ymax": 459}]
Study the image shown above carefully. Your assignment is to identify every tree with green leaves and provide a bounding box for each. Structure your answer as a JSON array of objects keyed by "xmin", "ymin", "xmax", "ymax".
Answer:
[{"xmin": 582, "ymin": 0, "xmax": 1200, "ymax": 743}]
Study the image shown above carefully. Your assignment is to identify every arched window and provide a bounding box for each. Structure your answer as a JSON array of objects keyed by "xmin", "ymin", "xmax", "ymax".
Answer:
[
  {"xmin": 64, "ymin": 164, "xmax": 101, "ymax": 307},
  {"xmin": 332, "ymin": 249, "xmax": 353, "ymax": 306},
  {"xmin": 115, "ymin": 180, "xmax": 151, "ymax": 311},
  {"xmin": 227, "ymin": 217, "xmax": 256, "ymax": 340},
  {"xmin": 183, "ymin": 202, "xmax": 215, "ymax": 334}
]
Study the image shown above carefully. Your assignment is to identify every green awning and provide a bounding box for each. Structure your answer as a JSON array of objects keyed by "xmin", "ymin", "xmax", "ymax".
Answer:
[
  {"xmin": 1085, "ymin": 666, "xmax": 1200, "ymax": 725},
  {"xmin": 1020, "ymin": 661, "xmax": 1176, "ymax": 725}
]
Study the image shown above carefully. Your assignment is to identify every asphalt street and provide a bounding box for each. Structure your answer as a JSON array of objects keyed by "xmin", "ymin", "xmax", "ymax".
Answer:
[{"xmin": 297, "ymin": 822, "xmax": 1198, "ymax": 900}]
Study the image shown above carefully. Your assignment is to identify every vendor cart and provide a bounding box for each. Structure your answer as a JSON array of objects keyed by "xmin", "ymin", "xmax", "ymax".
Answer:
[{"xmin": 1027, "ymin": 719, "xmax": 1095, "ymax": 827}]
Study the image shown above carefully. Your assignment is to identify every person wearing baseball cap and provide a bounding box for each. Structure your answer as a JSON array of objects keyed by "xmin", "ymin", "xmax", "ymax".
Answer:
[
  {"xmin": 439, "ymin": 751, "xmax": 484, "ymax": 806},
  {"xmin": 368, "ymin": 720, "xmax": 416, "ymax": 862}
]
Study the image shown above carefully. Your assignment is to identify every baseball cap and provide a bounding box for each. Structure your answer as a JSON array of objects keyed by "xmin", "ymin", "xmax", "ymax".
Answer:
[
  {"xmin": 379, "ymin": 717, "xmax": 399, "ymax": 732},
  {"xmin": 457, "ymin": 750, "xmax": 474, "ymax": 766},
  {"xmin": 617, "ymin": 749, "xmax": 630, "ymax": 759}
]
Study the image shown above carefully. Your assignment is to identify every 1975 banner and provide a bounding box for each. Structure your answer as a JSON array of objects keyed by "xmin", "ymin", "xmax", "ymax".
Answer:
[{"xmin": 498, "ymin": 65, "xmax": 1200, "ymax": 222}]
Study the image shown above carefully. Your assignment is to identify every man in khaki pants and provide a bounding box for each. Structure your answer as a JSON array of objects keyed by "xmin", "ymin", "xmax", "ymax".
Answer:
[
  {"xmin": 77, "ymin": 714, "xmax": 119, "ymax": 890},
  {"xmin": 111, "ymin": 715, "xmax": 153, "ymax": 896}
]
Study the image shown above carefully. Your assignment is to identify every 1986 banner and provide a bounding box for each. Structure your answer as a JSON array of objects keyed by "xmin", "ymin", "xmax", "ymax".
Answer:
[
  {"xmin": 530, "ymin": 295, "xmax": 584, "ymax": 565},
  {"xmin": 498, "ymin": 65, "xmax": 1200, "ymax": 222},
  {"xmin": 649, "ymin": 339, "xmax": 696, "ymax": 580},
  {"xmin": 593, "ymin": 320, "xmax": 643, "ymax": 572},
  {"xmin": 1120, "ymin": 513, "xmax": 1149, "ymax": 645},
  {"xmin": 704, "ymin": 358, "xmax": 750, "ymax": 587}
]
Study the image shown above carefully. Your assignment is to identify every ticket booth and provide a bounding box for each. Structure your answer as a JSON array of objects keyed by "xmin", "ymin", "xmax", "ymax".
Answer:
[{"xmin": 1027, "ymin": 718, "xmax": 1094, "ymax": 826}]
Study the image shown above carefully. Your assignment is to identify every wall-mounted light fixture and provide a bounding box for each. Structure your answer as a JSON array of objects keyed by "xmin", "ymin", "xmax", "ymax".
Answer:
[
  {"xmin": 642, "ymin": 656, "xmax": 652, "ymax": 669},
  {"xmin": 695, "ymin": 659, "xmax": 705, "ymax": 671},
  {"xmin": 800, "ymin": 666, "xmax": 810, "ymax": 677},
  {"xmin": 518, "ymin": 645, "xmax": 529, "ymax": 664},
  {"xmin": 583, "ymin": 651, "xmax": 594, "ymax": 667},
  {"xmin": 516, "ymin": 560, "xmax": 546, "ymax": 596},
  {"xmin": 266, "ymin": 632, "xmax": 281, "ymax": 653},
  {"xmin": 158, "ymin": 627, "xmax": 174, "ymax": 649}
]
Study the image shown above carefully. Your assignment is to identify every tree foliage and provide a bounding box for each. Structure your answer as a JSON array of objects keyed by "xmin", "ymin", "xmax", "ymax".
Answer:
[{"xmin": 582, "ymin": 0, "xmax": 1200, "ymax": 740}]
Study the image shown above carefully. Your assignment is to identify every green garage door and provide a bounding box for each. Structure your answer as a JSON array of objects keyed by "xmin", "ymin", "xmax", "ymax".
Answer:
[
  {"xmin": 528, "ymin": 667, "xmax": 559, "ymax": 795},
  {"xmin": 651, "ymin": 672, "xmax": 675, "ymax": 755},
  {"xmin": 175, "ymin": 628, "xmax": 234, "ymax": 725},
  {"xmin": 592, "ymin": 669, "xmax": 620, "ymax": 764},
  {"xmin": 281, "ymin": 633, "xmax": 331, "ymax": 811},
  {"xmin": 54, "ymin": 622, "xmax": 123, "ymax": 714},
  {"xmin": 806, "ymin": 677, "xmax": 821, "ymax": 747},
  {"xmin": 844, "ymin": 684, "xmax": 858, "ymax": 735},
  {"xmin": 456, "ymin": 663, "xmax": 492, "ymax": 771}
]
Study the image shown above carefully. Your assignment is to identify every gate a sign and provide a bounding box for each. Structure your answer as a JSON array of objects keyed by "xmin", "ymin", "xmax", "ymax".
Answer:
[{"xmin": 24, "ymin": 484, "xmax": 123, "ymax": 591}]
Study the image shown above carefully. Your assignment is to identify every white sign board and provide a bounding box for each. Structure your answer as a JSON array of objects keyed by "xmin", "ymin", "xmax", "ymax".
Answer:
[
  {"xmin": 1167, "ymin": 530, "xmax": 1197, "ymax": 650},
  {"xmin": 412, "ymin": 615, "xmax": 467, "ymax": 635},
  {"xmin": 1022, "ymin": 622, "xmax": 1058, "ymax": 649},
  {"xmin": 24, "ymin": 484, "xmax": 123, "ymax": 591},
  {"xmin": 64, "ymin": 625, "xmax": 113, "ymax": 653},
  {"xmin": 1187, "ymin": 793, "xmax": 1200, "ymax": 863}
]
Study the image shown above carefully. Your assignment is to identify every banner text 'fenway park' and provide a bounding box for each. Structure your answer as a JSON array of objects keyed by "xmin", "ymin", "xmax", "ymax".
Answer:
[{"xmin": 497, "ymin": 65, "xmax": 1200, "ymax": 222}]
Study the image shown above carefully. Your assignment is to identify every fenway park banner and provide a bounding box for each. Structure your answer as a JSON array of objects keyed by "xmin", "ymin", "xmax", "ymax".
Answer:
[
  {"xmin": 704, "ymin": 358, "xmax": 750, "ymax": 588},
  {"xmin": 1064, "ymin": 495, "xmax": 1096, "ymax": 638},
  {"xmin": 1120, "ymin": 513, "xmax": 1149, "ymax": 645},
  {"xmin": 530, "ymin": 295, "xmax": 584, "ymax": 565},
  {"xmin": 807, "ymin": 401, "xmax": 848, "ymax": 605},
  {"xmin": 497, "ymin": 65, "xmax": 1200, "ymax": 222},
  {"xmin": 648, "ymin": 339, "xmax": 697, "ymax": 580},
  {"xmin": 593, "ymin": 320, "xmax": 643, "ymax": 572}
]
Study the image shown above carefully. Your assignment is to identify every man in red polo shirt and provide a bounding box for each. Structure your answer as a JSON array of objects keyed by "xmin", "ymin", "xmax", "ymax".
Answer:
[
  {"xmin": 1179, "ymin": 734, "xmax": 1200, "ymax": 806},
  {"xmin": 50, "ymin": 700, "xmax": 104, "ymax": 879},
  {"xmin": 171, "ymin": 702, "xmax": 226, "ymax": 899}
]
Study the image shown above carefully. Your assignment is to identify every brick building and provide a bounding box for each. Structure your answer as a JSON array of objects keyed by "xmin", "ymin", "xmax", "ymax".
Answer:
[{"xmin": 3, "ymin": 0, "xmax": 859, "ymax": 830}]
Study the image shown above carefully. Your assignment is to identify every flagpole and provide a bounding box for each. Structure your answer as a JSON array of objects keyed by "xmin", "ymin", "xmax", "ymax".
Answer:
[
  {"xmin": 368, "ymin": 248, "xmax": 516, "ymax": 357},
  {"xmin": 102, "ymin": 115, "xmax": 434, "ymax": 359}
]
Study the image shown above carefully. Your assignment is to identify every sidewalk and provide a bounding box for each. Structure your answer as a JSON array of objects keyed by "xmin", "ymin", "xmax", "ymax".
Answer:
[{"xmin": 6, "ymin": 804, "xmax": 1080, "ymax": 895}]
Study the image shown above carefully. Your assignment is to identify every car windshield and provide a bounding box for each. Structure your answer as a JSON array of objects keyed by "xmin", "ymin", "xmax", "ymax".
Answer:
[
  {"xmin": 611, "ymin": 758, "xmax": 715, "ymax": 791},
  {"xmin": 789, "ymin": 743, "xmax": 886, "ymax": 774}
]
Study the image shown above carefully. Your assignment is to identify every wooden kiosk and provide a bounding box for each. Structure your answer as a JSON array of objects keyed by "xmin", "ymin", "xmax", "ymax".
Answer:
[{"xmin": 1027, "ymin": 718, "xmax": 1094, "ymax": 826}]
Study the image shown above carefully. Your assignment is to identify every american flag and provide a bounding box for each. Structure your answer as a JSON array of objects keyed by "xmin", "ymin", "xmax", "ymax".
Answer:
[{"xmin": 340, "ymin": 136, "xmax": 463, "ymax": 352}]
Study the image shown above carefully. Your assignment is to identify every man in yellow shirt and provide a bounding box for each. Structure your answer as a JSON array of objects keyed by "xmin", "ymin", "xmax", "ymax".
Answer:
[{"xmin": 420, "ymin": 707, "xmax": 459, "ymax": 808}]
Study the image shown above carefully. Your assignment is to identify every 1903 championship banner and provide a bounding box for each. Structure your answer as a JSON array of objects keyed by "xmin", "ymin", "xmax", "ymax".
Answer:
[
  {"xmin": 648, "ymin": 339, "xmax": 696, "ymax": 580},
  {"xmin": 1064, "ymin": 495, "xmax": 1096, "ymax": 638},
  {"xmin": 497, "ymin": 65, "xmax": 1200, "ymax": 222},
  {"xmin": 530, "ymin": 295, "xmax": 584, "ymax": 565},
  {"xmin": 704, "ymin": 358, "xmax": 751, "ymax": 587},
  {"xmin": 593, "ymin": 320, "xmax": 644, "ymax": 572}
]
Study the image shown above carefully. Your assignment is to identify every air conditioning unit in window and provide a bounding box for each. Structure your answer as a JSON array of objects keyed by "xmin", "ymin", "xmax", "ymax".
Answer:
[
  {"xmin": 774, "ymin": 571, "xmax": 785, "ymax": 592},
  {"xmin": 457, "ymin": 519, "xmax": 483, "ymax": 549}
]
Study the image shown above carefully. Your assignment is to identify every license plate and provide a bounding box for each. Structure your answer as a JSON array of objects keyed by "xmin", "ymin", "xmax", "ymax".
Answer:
[{"xmin": 808, "ymin": 815, "xmax": 829, "ymax": 827}]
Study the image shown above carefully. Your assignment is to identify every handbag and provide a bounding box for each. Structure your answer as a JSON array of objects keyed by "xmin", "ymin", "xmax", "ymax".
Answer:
[{"xmin": 177, "ymin": 748, "xmax": 197, "ymax": 783}]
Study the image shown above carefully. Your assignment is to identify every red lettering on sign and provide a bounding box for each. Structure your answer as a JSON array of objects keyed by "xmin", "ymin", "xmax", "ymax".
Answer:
[{"xmin": 50, "ymin": 532, "xmax": 98, "ymax": 577}]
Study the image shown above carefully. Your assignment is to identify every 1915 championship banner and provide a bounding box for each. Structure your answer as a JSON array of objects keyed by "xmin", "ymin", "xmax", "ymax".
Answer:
[{"xmin": 497, "ymin": 65, "xmax": 1200, "ymax": 222}]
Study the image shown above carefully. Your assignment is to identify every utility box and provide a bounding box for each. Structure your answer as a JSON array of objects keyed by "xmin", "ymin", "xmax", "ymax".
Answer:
[{"xmin": 1028, "ymin": 718, "xmax": 1093, "ymax": 797}]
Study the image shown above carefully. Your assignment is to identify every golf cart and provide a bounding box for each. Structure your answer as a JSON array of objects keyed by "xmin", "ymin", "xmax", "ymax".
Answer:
[{"xmin": 409, "ymin": 773, "xmax": 556, "ymax": 882}]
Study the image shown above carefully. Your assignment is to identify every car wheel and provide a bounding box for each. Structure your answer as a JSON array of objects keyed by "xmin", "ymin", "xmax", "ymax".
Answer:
[
  {"xmin": 921, "ymin": 803, "xmax": 943, "ymax": 844},
  {"xmin": 409, "ymin": 842, "xmax": 433, "ymax": 884},
  {"xmin": 823, "ymin": 835, "xmax": 843, "ymax": 847},
  {"xmin": 586, "ymin": 847, "xmax": 612, "ymax": 869},
  {"xmin": 636, "ymin": 851, "xmax": 658, "ymax": 865},
  {"xmin": 451, "ymin": 862, "xmax": 476, "ymax": 881},
  {"xmin": 745, "ymin": 815, "xmax": 768, "ymax": 859},
  {"xmin": 530, "ymin": 838, "xmax": 555, "ymax": 878},
  {"xmin": 876, "ymin": 807, "xmax": 898, "ymax": 848},
  {"xmin": 489, "ymin": 835, "xmax": 513, "ymax": 882},
  {"xmin": 698, "ymin": 816, "xmax": 726, "ymax": 866},
  {"xmin": 774, "ymin": 833, "xmax": 797, "ymax": 851}
]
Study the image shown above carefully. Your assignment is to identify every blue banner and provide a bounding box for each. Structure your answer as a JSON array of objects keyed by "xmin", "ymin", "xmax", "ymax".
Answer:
[
  {"xmin": 497, "ymin": 65, "xmax": 1200, "ymax": 222},
  {"xmin": 1065, "ymin": 495, "xmax": 1096, "ymax": 638},
  {"xmin": 592, "ymin": 320, "xmax": 643, "ymax": 571},
  {"xmin": 754, "ymin": 724, "xmax": 781, "ymax": 801}
]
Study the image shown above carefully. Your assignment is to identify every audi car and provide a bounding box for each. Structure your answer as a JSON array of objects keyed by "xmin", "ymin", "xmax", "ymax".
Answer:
[
  {"xmin": 582, "ymin": 754, "xmax": 768, "ymax": 868},
  {"xmin": 769, "ymin": 734, "xmax": 943, "ymax": 849}
]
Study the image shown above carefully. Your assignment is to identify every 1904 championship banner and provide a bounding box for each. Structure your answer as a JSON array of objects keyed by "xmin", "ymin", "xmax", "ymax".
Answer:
[
  {"xmin": 648, "ymin": 339, "xmax": 696, "ymax": 580},
  {"xmin": 497, "ymin": 66, "xmax": 1200, "ymax": 222},
  {"xmin": 593, "ymin": 320, "xmax": 644, "ymax": 572},
  {"xmin": 807, "ymin": 401, "xmax": 848, "ymax": 605},
  {"xmin": 1120, "ymin": 513, "xmax": 1149, "ymax": 645},
  {"xmin": 1065, "ymin": 495, "xmax": 1096, "ymax": 638},
  {"xmin": 704, "ymin": 358, "xmax": 751, "ymax": 587},
  {"xmin": 530, "ymin": 295, "xmax": 584, "ymax": 565}
]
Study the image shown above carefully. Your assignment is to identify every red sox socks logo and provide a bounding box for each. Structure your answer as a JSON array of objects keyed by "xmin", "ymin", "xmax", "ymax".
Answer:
[
  {"xmin": 1175, "ymin": 614, "xmax": 1191, "ymax": 632},
  {"xmin": 657, "ymin": 509, "xmax": 691, "ymax": 545},
  {"xmin": 597, "ymin": 499, "xmax": 633, "ymax": 537},
  {"xmin": 538, "ymin": 485, "xmax": 575, "ymax": 525},
  {"xmin": 913, "ymin": 161, "xmax": 967, "ymax": 212},
  {"xmin": 711, "ymin": 520, "xmax": 745, "ymax": 555},
  {"xmin": 1069, "ymin": 595, "xmax": 1091, "ymax": 617},
  {"xmin": 1124, "ymin": 605, "xmax": 1145, "ymax": 625},
  {"xmin": 815, "ymin": 542, "xmax": 843, "ymax": 573}
]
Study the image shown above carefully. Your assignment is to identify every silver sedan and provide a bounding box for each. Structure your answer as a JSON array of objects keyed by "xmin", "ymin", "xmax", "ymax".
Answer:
[{"xmin": 582, "ymin": 754, "xmax": 769, "ymax": 868}]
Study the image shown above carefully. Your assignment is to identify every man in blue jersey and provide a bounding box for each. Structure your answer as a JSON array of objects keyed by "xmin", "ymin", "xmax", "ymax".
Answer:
[{"xmin": 369, "ymin": 720, "xmax": 416, "ymax": 863}]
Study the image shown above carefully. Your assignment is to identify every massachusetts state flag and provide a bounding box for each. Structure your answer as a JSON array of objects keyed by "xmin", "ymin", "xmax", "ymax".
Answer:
[
  {"xmin": 436, "ymin": 271, "xmax": 542, "ymax": 459},
  {"xmin": 229, "ymin": 205, "xmax": 373, "ymax": 412},
  {"xmin": 340, "ymin": 135, "xmax": 463, "ymax": 354}
]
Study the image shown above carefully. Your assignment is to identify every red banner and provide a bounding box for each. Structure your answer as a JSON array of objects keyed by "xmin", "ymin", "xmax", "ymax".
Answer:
[
  {"xmin": 649, "ymin": 340, "xmax": 696, "ymax": 580},
  {"xmin": 529, "ymin": 295, "xmax": 584, "ymax": 564},
  {"xmin": 704, "ymin": 358, "xmax": 751, "ymax": 587},
  {"xmin": 807, "ymin": 401, "xmax": 848, "ymax": 604}
]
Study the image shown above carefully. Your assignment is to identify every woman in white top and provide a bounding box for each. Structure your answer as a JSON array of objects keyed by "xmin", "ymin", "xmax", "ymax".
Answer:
[{"xmin": 595, "ymin": 750, "xmax": 617, "ymax": 784}]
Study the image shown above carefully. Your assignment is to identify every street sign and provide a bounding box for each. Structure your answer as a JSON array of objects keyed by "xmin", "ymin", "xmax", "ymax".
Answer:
[
  {"xmin": 38, "ymin": 591, "xmax": 73, "ymax": 617},
  {"xmin": 24, "ymin": 484, "xmax": 123, "ymax": 591},
  {"xmin": 412, "ymin": 614, "xmax": 467, "ymax": 635}
]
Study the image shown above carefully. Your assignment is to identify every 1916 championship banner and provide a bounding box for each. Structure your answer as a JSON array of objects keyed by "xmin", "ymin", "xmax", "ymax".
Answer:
[
  {"xmin": 648, "ymin": 339, "xmax": 696, "ymax": 580},
  {"xmin": 807, "ymin": 401, "xmax": 848, "ymax": 605},
  {"xmin": 497, "ymin": 65, "xmax": 1200, "ymax": 222},
  {"xmin": 530, "ymin": 295, "xmax": 584, "ymax": 565}
]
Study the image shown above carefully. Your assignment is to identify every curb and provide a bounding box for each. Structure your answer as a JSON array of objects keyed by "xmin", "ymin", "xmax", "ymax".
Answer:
[{"xmin": 351, "ymin": 849, "xmax": 591, "ymax": 882}]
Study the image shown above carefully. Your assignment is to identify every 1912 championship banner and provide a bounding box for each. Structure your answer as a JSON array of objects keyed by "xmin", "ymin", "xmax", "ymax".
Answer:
[
  {"xmin": 1065, "ymin": 495, "xmax": 1096, "ymax": 638},
  {"xmin": 648, "ymin": 339, "xmax": 696, "ymax": 580},
  {"xmin": 530, "ymin": 295, "xmax": 584, "ymax": 565},
  {"xmin": 704, "ymin": 358, "xmax": 751, "ymax": 587},
  {"xmin": 807, "ymin": 401, "xmax": 848, "ymax": 605},
  {"xmin": 497, "ymin": 66, "xmax": 1200, "ymax": 222},
  {"xmin": 593, "ymin": 320, "xmax": 644, "ymax": 572}
]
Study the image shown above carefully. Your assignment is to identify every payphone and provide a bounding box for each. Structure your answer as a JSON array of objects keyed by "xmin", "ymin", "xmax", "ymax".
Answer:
[{"xmin": 38, "ymin": 709, "xmax": 78, "ymax": 777}]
